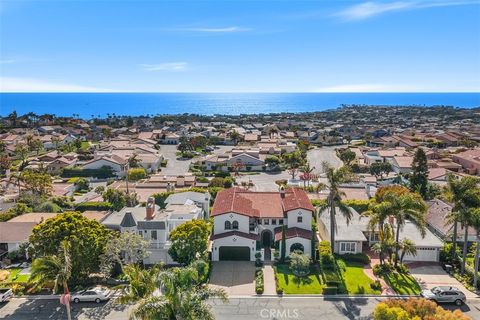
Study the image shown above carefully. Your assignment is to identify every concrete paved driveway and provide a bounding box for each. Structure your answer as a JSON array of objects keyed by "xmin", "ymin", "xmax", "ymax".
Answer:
[
  {"xmin": 409, "ymin": 264, "xmax": 478, "ymax": 298},
  {"xmin": 209, "ymin": 261, "xmax": 255, "ymax": 296},
  {"xmin": 159, "ymin": 144, "xmax": 193, "ymax": 175}
]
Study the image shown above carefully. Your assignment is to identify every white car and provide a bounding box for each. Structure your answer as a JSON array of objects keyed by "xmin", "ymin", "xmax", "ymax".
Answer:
[
  {"xmin": 0, "ymin": 288, "xmax": 13, "ymax": 303},
  {"xmin": 71, "ymin": 287, "xmax": 112, "ymax": 303}
]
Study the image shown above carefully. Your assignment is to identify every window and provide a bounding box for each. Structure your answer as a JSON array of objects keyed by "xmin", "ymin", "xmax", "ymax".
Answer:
[
  {"xmin": 297, "ymin": 216, "xmax": 303, "ymax": 223},
  {"xmin": 232, "ymin": 221, "xmax": 239, "ymax": 230},
  {"xmin": 225, "ymin": 221, "xmax": 231, "ymax": 230},
  {"xmin": 257, "ymin": 219, "xmax": 262, "ymax": 225},
  {"xmin": 151, "ymin": 230, "xmax": 157, "ymax": 240},
  {"xmin": 279, "ymin": 219, "xmax": 284, "ymax": 225},
  {"xmin": 340, "ymin": 242, "xmax": 356, "ymax": 253},
  {"xmin": 264, "ymin": 219, "xmax": 269, "ymax": 225},
  {"xmin": 138, "ymin": 231, "xmax": 143, "ymax": 237},
  {"xmin": 271, "ymin": 219, "xmax": 277, "ymax": 225}
]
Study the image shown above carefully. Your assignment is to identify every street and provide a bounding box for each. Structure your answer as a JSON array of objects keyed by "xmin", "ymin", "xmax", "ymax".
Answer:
[
  {"xmin": 306, "ymin": 146, "xmax": 343, "ymax": 172},
  {"xmin": 1, "ymin": 296, "xmax": 479, "ymax": 320}
]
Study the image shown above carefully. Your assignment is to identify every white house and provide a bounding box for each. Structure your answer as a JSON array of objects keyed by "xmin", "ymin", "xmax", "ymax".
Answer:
[
  {"xmin": 82, "ymin": 155, "xmax": 127, "ymax": 177},
  {"xmin": 318, "ymin": 207, "xmax": 443, "ymax": 262},
  {"xmin": 210, "ymin": 187, "xmax": 315, "ymax": 261},
  {"xmin": 102, "ymin": 193, "xmax": 207, "ymax": 265}
]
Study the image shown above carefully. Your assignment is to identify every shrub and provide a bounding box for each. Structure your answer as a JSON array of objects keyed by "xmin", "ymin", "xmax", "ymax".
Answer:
[
  {"xmin": 223, "ymin": 177, "xmax": 234, "ymax": 188},
  {"xmin": 343, "ymin": 199, "xmax": 370, "ymax": 214},
  {"xmin": 213, "ymin": 171, "xmax": 231, "ymax": 178},
  {"xmin": 322, "ymin": 286, "xmax": 337, "ymax": 295},
  {"xmin": 74, "ymin": 201, "xmax": 112, "ymax": 212},
  {"xmin": 196, "ymin": 176, "xmax": 209, "ymax": 183},
  {"xmin": 74, "ymin": 177, "xmax": 90, "ymax": 192},
  {"xmin": 209, "ymin": 177, "xmax": 225, "ymax": 188},
  {"xmin": 336, "ymin": 259, "xmax": 347, "ymax": 272},
  {"xmin": 128, "ymin": 168, "xmax": 147, "ymax": 181},
  {"xmin": 370, "ymin": 280, "xmax": 382, "ymax": 291},
  {"xmin": 319, "ymin": 241, "xmax": 335, "ymax": 269},
  {"xmin": 255, "ymin": 269, "xmax": 264, "ymax": 294},
  {"xmin": 373, "ymin": 263, "xmax": 393, "ymax": 276},
  {"xmin": 36, "ymin": 201, "xmax": 62, "ymax": 213},
  {"xmin": 396, "ymin": 264, "xmax": 409, "ymax": 274},
  {"xmin": 289, "ymin": 251, "xmax": 310, "ymax": 276},
  {"xmin": 340, "ymin": 253, "xmax": 370, "ymax": 265}
]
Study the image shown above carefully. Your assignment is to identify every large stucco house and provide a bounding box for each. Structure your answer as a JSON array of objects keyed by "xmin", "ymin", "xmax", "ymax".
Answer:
[
  {"xmin": 102, "ymin": 192, "xmax": 209, "ymax": 264},
  {"xmin": 210, "ymin": 187, "xmax": 315, "ymax": 261}
]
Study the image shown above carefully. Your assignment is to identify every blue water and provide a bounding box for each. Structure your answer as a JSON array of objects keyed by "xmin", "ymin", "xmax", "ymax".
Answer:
[{"xmin": 0, "ymin": 93, "xmax": 479, "ymax": 118}]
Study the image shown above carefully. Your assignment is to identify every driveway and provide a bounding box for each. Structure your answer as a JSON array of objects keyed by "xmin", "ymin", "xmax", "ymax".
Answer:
[
  {"xmin": 409, "ymin": 263, "xmax": 478, "ymax": 298},
  {"xmin": 159, "ymin": 144, "xmax": 193, "ymax": 175},
  {"xmin": 236, "ymin": 172, "xmax": 291, "ymax": 191},
  {"xmin": 209, "ymin": 261, "xmax": 255, "ymax": 296}
]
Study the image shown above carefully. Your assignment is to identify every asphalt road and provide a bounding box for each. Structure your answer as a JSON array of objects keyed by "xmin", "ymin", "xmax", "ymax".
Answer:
[
  {"xmin": 158, "ymin": 144, "xmax": 193, "ymax": 175},
  {"xmin": 306, "ymin": 146, "xmax": 343, "ymax": 172},
  {"xmin": 2, "ymin": 296, "xmax": 479, "ymax": 320}
]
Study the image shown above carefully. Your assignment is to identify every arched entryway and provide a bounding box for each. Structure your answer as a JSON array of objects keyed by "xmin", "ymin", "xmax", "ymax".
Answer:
[
  {"xmin": 261, "ymin": 230, "xmax": 273, "ymax": 248},
  {"xmin": 290, "ymin": 243, "xmax": 304, "ymax": 253}
]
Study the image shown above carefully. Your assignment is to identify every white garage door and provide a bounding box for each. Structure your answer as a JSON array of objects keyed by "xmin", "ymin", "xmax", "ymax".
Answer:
[{"xmin": 404, "ymin": 247, "xmax": 439, "ymax": 262}]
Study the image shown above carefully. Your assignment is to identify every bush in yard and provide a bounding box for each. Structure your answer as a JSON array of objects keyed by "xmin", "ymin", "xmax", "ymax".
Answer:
[
  {"xmin": 289, "ymin": 250, "xmax": 310, "ymax": 277},
  {"xmin": 322, "ymin": 286, "xmax": 337, "ymax": 295},
  {"xmin": 340, "ymin": 253, "xmax": 371, "ymax": 265},
  {"xmin": 35, "ymin": 201, "xmax": 62, "ymax": 213},
  {"xmin": 74, "ymin": 201, "xmax": 112, "ymax": 212},
  {"xmin": 74, "ymin": 177, "xmax": 90, "ymax": 192},
  {"xmin": 168, "ymin": 219, "xmax": 210, "ymax": 265},
  {"xmin": 373, "ymin": 298, "xmax": 470, "ymax": 320},
  {"xmin": 255, "ymin": 269, "xmax": 264, "ymax": 294},
  {"xmin": 370, "ymin": 280, "xmax": 382, "ymax": 291},
  {"xmin": 373, "ymin": 263, "xmax": 393, "ymax": 277},
  {"xmin": 319, "ymin": 241, "xmax": 335, "ymax": 269},
  {"xmin": 336, "ymin": 259, "xmax": 347, "ymax": 272},
  {"xmin": 128, "ymin": 168, "xmax": 147, "ymax": 181}
]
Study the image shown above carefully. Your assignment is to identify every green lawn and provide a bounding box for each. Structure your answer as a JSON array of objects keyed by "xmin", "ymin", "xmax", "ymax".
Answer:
[
  {"xmin": 275, "ymin": 264, "xmax": 324, "ymax": 294},
  {"xmin": 383, "ymin": 272, "xmax": 421, "ymax": 295},
  {"xmin": 80, "ymin": 141, "xmax": 90, "ymax": 150},
  {"xmin": 339, "ymin": 260, "xmax": 380, "ymax": 294},
  {"xmin": 0, "ymin": 268, "xmax": 30, "ymax": 283}
]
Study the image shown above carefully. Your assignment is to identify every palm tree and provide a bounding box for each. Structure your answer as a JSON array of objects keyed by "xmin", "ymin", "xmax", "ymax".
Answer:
[
  {"xmin": 317, "ymin": 162, "xmax": 353, "ymax": 253},
  {"xmin": 468, "ymin": 208, "xmax": 480, "ymax": 290},
  {"xmin": 364, "ymin": 201, "xmax": 393, "ymax": 265},
  {"xmin": 129, "ymin": 261, "xmax": 227, "ymax": 320},
  {"xmin": 399, "ymin": 238, "xmax": 417, "ymax": 264},
  {"xmin": 389, "ymin": 192, "xmax": 427, "ymax": 267},
  {"xmin": 445, "ymin": 175, "xmax": 480, "ymax": 274},
  {"xmin": 116, "ymin": 264, "xmax": 160, "ymax": 304},
  {"xmin": 29, "ymin": 241, "xmax": 72, "ymax": 320}
]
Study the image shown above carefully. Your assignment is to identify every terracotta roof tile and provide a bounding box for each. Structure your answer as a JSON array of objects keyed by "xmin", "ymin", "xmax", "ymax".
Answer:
[{"xmin": 274, "ymin": 227, "xmax": 313, "ymax": 241}]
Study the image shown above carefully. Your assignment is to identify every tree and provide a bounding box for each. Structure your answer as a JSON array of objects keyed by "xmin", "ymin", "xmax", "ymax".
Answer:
[
  {"xmin": 280, "ymin": 225, "xmax": 286, "ymax": 262},
  {"xmin": 470, "ymin": 208, "xmax": 480, "ymax": 289},
  {"xmin": 129, "ymin": 261, "xmax": 227, "ymax": 320},
  {"xmin": 317, "ymin": 163, "xmax": 353, "ymax": 253},
  {"xmin": 128, "ymin": 154, "xmax": 140, "ymax": 168},
  {"xmin": 20, "ymin": 169, "xmax": 53, "ymax": 198},
  {"xmin": 100, "ymin": 232, "xmax": 149, "ymax": 275},
  {"xmin": 0, "ymin": 154, "xmax": 12, "ymax": 174},
  {"xmin": 128, "ymin": 168, "xmax": 147, "ymax": 181},
  {"xmin": 229, "ymin": 130, "xmax": 241, "ymax": 144},
  {"xmin": 208, "ymin": 177, "xmax": 225, "ymax": 188},
  {"xmin": 409, "ymin": 148, "xmax": 429, "ymax": 198},
  {"xmin": 289, "ymin": 251, "xmax": 310, "ymax": 277},
  {"xmin": 265, "ymin": 155, "xmax": 280, "ymax": 170},
  {"xmin": 299, "ymin": 163, "xmax": 316, "ymax": 187},
  {"xmin": 29, "ymin": 241, "xmax": 72, "ymax": 320},
  {"xmin": 370, "ymin": 162, "xmax": 392, "ymax": 180},
  {"xmin": 29, "ymin": 212, "xmax": 111, "ymax": 285},
  {"xmin": 116, "ymin": 264, "xmax": 161, "ymax": 304},
  {"xmin": 168, "ymin": 220, "xmax": 210, "ymax": 265},
  {"xmin": 102, "ymin": 188, "xmax": 135, "ymax": 211},
  {"xmin": 445, "ymin": 175, "xmax": 480, "ymax": 274},
  {"xmin": 74, "ymin": 177, "xmax": 89, "ymax": 192},
  {"xmin": 15, "ymin": 142, "xmax": 29, "ymax": 168},
  {"xmin": 398, "ymin": 238, "xmax": 417, "ymax": 264},
  {"xmin": 338, "ymin": 149, "xmax": 356, "ymax": 166}
]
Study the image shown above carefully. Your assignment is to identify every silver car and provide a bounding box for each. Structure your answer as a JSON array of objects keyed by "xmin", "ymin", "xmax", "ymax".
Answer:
[
  {"xmin": 421, "ymin": 286, "xmax": 466, "ymax": 306},
  {"xmin": 71, "ymin": 287, "xmax": 112, "ymax": 303}
]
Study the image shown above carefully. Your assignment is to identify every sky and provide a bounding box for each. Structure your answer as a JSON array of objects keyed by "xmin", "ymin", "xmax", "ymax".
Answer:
[{"xmin": 0, "ymin": 0, "xmax": 479, "ymax": 92}]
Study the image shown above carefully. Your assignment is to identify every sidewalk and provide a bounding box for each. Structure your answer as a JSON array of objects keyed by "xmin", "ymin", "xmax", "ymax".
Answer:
[{"xmin": 263, "ymin": 265, "xmax": 276, "ymax": 295}]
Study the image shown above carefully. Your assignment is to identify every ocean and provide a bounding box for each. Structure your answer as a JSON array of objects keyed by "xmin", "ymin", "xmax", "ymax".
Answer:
[{"xmin": 0, "ymin": 93, "xmax": 479, "ymax": 118}]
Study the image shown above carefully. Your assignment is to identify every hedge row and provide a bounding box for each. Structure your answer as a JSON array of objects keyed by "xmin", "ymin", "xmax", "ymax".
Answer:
[
  {"xmin": 74, "ymin": 202, "xmax": 112, "ymax": 212},
  {"xmin": 62, "ymin": 166, "xmax": 116, "ymax": 179}
]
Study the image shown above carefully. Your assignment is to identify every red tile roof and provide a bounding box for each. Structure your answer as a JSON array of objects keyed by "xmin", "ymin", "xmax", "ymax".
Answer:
[
  {"xmin": 274, "ymin": 227, "xmax": 313, "ymax": 241},
  {"xmin": 211, "ymin": 187, "xmax": 314, "ymax": 218}
]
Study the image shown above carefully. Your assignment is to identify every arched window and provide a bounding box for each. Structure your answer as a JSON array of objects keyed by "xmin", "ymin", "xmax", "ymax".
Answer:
[
  {"xmin": 232, "ymin": 221, "xmax": 239, "ymax": 230},
  {"xmin": 225, "ymin": 221, "xmax": 231, "ymax": 230},
  {"xmin": 290, "ymin": 243, "xmax": 304, "ymax": 253}
]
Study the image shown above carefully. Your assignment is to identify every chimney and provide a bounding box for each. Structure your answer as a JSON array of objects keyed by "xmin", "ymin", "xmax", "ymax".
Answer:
[
  {"xmin": 146, "ymin": 196, "xmax": 155, "ymax": 220},
  {"xmin": 279, "ymin": 186, "xmax": 286, "ymax": 198}
]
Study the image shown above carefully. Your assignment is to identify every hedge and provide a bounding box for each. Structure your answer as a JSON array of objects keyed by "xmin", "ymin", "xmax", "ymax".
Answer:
[
  {"xmin": 74, "ymin": 202, "xmax": 113, "ymax": 212},
  {"xmin": 322, "ymin": 286, "xmax": 337, "ymax": 295},
  {"xmin": 62, "ymin": 166, "xmax": 116, "ymax": 179},
  {"xmin": 337, "ymin": 253, "xmax": 371, "ymax": 265},
  {"xmin": 255, "ymin": 268, "xmax": 264, "ymax": 294}
]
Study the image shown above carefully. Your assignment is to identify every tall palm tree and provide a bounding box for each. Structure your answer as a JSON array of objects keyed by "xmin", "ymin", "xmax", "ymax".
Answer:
[
  {"xmin": 389, "ymin": 192, "xmax": 427, "ymax": 267},
  {"xmin": 445, "ymin": 175, "xmax": 480, "ymax": 274},
  {"xmin": 317, "ymin": 162, "xmax": 353, "ymax": 253},
  {"xmin": 469, "ymin": 208, "xmax": 480, "ymax": 290},
  {"xmin": 116, "ymin": 264, "xmax": 160, "ymax": 304},
  {"xmin": 129, "ymin": 261, "xmax": 227, "ymax": 320},
  {"xmin": 364, "ymin": 201, "xmax": 393, "ymax": 265},
  {"xmin": 29, "ymin": 241, "xmax": 72, "ymax": 320},
  {"xmin": 399, "ymin": 238, "xmax": 417, "ymax": 264}
]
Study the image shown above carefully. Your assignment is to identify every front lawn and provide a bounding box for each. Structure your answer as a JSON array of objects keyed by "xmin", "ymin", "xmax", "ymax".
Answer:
[
  {"xmin": 338, "ymin": 260, "xmax": 380, "ymax": 294},
  {"xmin": 383, "ymin": 272, "xmax": 421, "ymax": 295},
  {"xmin": 0, "ymin": 268, "xmax": 30, "ymax": 283},
  {"xmin": 275, "ymin": 264, "xmax": 324, "ymax": 294}
]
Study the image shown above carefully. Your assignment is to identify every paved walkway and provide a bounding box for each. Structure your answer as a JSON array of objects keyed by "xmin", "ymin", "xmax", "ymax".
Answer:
[
  {"xmin": 263, "ymin": 264, "xmax": 276, "ymax": 295},
  {"xmin": 364, "ymin": 251, "xmax": 395, "ymax": 295}
]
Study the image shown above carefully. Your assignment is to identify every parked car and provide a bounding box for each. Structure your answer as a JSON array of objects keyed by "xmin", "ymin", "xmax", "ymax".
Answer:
[
  {"xmin": 421, "ymin": 286, "xmax": 466, "ymax": 306},
  {"xmin": 71, "ymin": 287, "xmax": 112, "ymax": 303},
  {"xmin": 0, "ymin": 288, "xmax": 13, "ymax": 303}
]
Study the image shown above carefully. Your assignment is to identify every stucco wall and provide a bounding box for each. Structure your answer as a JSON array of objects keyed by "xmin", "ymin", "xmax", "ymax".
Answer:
[
  {"xmin": 211, "ymin": 235, "xmax": 256, "ymax": 261},
  {"xmin": 213, "ymin": 212, "xmax": 250, "ymax": 234}
]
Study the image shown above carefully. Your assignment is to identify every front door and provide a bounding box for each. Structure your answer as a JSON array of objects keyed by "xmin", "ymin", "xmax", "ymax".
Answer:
[{"xmin": 262, "ymin": 230, "xmax": 272, "ymax": 248}]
